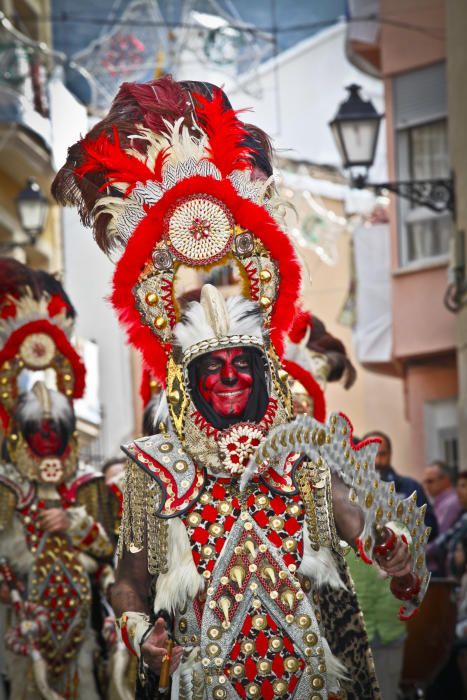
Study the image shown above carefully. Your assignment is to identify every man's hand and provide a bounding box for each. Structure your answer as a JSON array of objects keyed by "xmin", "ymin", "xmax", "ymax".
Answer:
[
  {"xmin": 376, "ymin": 536, "xmax": 412, "ymax": 578},
  {"xmin": 141, "ymin": 617, "xmax": 183, "ymax": 674},
  {"xmin": 37, "ymin": 508, "xmax": 70, "ymax": 533}
]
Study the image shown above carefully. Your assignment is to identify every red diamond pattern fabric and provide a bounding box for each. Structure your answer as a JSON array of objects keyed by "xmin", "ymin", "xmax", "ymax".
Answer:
[
  {"xmin": 183, "ymin": 475, "xmax": 305, "ymax": 578},
  {"xmin": 224, "ymin": 601, "xmax": 305, "ymax": 700}
]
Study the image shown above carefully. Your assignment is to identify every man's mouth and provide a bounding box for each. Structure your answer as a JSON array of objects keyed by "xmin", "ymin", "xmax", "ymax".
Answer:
[{"xmin": 217, "ymin": 389, "xmax": 246, "ymax": 397}]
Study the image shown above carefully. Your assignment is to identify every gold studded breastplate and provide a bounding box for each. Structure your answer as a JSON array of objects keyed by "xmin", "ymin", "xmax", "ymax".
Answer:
[
  {"xmin": 176, "ymin": 475, "xmax": 340, "ymax": 700},
  {"xmin": 16, "ymin": 492, "xmax": 91, "ymax": 679}
]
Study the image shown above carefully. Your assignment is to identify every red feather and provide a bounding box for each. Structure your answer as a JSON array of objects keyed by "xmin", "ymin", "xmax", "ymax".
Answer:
[
  {"xmin": 289, "ymin": 309, "xmax": 312, "ymax": 343},
  {"xmin": 193, "ymin": 89, "xmax": 254, "ymax": 177},
  {"xmin": 76, "ymin": 126, "xmax": 165, "ymax": 195},
  {"xmin": 282, "ymin": 359, "xmax": 326, "ymax": 422}
]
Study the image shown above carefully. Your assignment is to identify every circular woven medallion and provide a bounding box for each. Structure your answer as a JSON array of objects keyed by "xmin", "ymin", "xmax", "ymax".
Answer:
[
  {"xmin": 164, "ymin": 194, "xmax": 234, "ymax": 265},
  {"xmin": 39, "ymin": 458, "xmax": 64, "ymax": 484},
  {"xmin": 19, "ymin": 333, "xmax": 56, "ymax": 368}
]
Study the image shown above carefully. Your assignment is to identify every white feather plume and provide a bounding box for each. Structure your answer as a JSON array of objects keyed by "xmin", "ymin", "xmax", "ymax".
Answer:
[{"xmin": 17, "ymin": 386, "xmax": 73, "ymax": 426}]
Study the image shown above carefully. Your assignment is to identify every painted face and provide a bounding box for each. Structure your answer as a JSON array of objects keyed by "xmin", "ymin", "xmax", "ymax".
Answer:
[
  {"xmin": 25, "ymin": 419, "xmax": 62, "ymax": 457},
  {"xmin": 197, "ymin": 348, "xmax": 253, "ymax": 418}
]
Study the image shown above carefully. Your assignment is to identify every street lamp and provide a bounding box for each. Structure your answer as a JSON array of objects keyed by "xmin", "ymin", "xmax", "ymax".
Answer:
[
  {"xmin": 16, "ymin": 178, "xmax": 49, "ymax": 244},
  {"xmin": 329, "ymin": 84, "xmax": 455, "ymax": 214},
  {"xmin": 329, "ymin": 84, "xmax": 382, "ymax": 172},
  {"xmin": 1, "ymin": 178, "xmax": 49, "ymax": 253}
]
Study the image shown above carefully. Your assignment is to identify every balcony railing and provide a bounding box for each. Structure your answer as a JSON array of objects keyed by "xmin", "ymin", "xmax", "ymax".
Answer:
[{"xmin": 0, "ymin": 36, "xmax": 51, "ymax": 149}]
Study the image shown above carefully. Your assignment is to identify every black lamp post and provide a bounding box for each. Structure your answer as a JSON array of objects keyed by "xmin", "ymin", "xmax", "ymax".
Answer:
[
  {"xmin": 1, "ymin": 178, "xmax": 49, "ymax": 253},
  {"xmin": 329, "ymin": 84, "xmax": 455, "ymax": 214},
  {"xmin": 16, "ymin": 178, "xmax": 49, "ymax": 244}
]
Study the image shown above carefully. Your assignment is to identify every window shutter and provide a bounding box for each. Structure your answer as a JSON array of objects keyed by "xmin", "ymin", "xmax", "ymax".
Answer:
[{"xmin": 394, "ymin": 62, "xmax": 447, "ymax": 129}]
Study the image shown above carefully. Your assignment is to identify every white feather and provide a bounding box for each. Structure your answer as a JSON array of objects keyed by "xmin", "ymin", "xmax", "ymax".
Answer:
[
  {"xmin": 297, "ymin": 527, "xmax": 347, "ymax": 591},
  {"xmin": 174, "ymin": 295, "xmax": 263, "ymax": 355},
  {"xmin": 153, "ymin": 518, "xmax": 204, "ymax": 615},
  {"xmin": 17, "ymin": 388, "xmax": 73, "ymax": 426}
]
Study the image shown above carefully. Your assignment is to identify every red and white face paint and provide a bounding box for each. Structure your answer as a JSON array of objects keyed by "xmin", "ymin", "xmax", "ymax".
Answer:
[
  {"xmin": 25, "ymin": 419, "xmax": 62, "ymax": 457},
  {"xmin": 197, "ymin": 347, "xmax": 253, "ymax": 418}
]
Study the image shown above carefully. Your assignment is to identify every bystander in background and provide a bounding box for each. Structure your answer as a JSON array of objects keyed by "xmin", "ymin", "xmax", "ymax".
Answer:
[
  {"xmin": 362, "ymin": 430, "xmax": 438, "ymax": 541},
  {"xmin": 424, "ymin": 460, "xmax": 462, "ymax": 533}
]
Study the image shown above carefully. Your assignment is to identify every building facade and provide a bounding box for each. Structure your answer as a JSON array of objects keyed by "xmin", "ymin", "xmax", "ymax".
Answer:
[{"xmin": 347, "ymin": 0, "xmax": 460, "ymax": 475}]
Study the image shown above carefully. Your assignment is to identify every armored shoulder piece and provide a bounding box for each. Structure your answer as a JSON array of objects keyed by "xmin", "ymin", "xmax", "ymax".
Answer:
[{"xmin": 122, "ymin": 432, "xmax": 205, "ymax": 518}]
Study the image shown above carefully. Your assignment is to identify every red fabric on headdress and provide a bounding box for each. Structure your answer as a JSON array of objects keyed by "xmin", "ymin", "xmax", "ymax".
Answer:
[
  {"xmin": 111, "ymin": 175, "xmax": 301, "ymax": 385},
  {"xmin": 0, "ymin": 320, "xmax": 86, "ymax": 400},
  {"xmin": 282, "ymin": 358, "xmax": 326, "ymax": 422},
  {"xmin": 288, "ymin": 309, "xmax": 312, "ymax": 344},
  {"xmin": 76, "ymin": 126, "xmax": 167, "ymax": 196}
]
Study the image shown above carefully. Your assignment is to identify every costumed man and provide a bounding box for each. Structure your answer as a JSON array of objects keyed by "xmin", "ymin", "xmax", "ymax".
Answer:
[
  {"xmin": 0, "ymin": 258, "xmax": 115, "ymax": 700},
  {"xmin": 53, "ymin": 76, "xmax": 432, "ymax": 700}
]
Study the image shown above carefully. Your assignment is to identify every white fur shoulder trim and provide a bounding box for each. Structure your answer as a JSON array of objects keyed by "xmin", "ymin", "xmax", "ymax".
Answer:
[
  {"xmin": 297, "ymin": 525, "xmax": 347, "ymax": 590},
  {"xmin": 153, "ymin": 518, "xmax": 204, "ymax": 615}
]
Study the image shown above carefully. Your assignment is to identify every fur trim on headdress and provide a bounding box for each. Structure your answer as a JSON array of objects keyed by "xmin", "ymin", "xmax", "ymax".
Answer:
[
  {"xmin": 174, "ymin": 293, "xmax": 264, "ymax": 361},
  {"xmin": 15, "ymin": 384, "xmax": 75, "ymax": 434}
]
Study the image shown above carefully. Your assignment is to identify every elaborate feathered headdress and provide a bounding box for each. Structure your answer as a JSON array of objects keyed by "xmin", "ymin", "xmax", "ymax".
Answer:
[
  {"xmin": 53, "ymin": 77, "xmax": 302, "ymax": 387},
  {"xmin": 0, "ymin": 258, "xmax": 85, "ymax": 432}
]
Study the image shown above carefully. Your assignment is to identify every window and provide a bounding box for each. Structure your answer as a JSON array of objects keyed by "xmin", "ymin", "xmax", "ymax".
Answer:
[
  {"xmin": 424, "ymin": 398, "xmax": 459, "ymax": 471},
  {"xmin": 394, "ymin": 63, "xmax": 452, "ymax": 266}
]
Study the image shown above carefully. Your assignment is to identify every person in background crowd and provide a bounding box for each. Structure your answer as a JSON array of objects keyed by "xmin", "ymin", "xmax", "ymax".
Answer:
[
  {"xmin": 424, "ymin": 460, "xmax": 462, "ymax": 534},
  {"xmin": 347, "ymin": 550, "xmax": 405, "ymax": 700},
  {"xmin": 425, "ymin": 472, "xmax": 467, "ymax": 699},
  {"xmin": 0, "ymin": 259, "xmax": 115, "ymax": 700},
  {"xmin": 362, "ymin": 430, "xmax": 438, "ymax": 542},
  {"xmin": 427, "ymin": 471, "xmax": 467, "ymax": 581}
]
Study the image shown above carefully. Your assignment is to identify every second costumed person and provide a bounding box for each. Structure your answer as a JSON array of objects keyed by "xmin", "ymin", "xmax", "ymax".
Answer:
[{"xmin": 53, "ymin": 77, "xmax": 431, "ymax": 700}]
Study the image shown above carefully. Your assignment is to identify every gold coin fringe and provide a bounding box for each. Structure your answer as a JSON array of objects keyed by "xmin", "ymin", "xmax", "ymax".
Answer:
[
  {"xmin": 117, "ymin": 461, "xmax": 168, "ymax": 574},
  {"xmin": 296, "ymin": 460, "xmax": 339, "ymax": 552}
]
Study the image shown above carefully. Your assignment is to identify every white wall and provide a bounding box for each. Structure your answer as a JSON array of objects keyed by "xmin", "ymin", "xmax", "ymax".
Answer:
[
  {"xmin": 176, "ymin": 21, "xmax": 387, "ymax": 180},
  {"xmin": 62, "ymin": 207, "xmax": 135, "ymax": 459},
  {"xmin": 50, "ymin": 74, "xmax": 135, "ymax": 460}
]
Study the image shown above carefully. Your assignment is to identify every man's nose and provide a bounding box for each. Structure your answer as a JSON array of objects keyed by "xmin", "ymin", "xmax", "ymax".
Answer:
[{"xmin": 220, "ymin": 362, "xmax": 237, "ymax": 386}]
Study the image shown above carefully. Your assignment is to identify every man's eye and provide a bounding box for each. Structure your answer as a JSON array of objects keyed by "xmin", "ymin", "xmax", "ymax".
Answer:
[
  {"xmin": 204, "ymin": 361, "xmax": 221, "ymax": 372},
  {"xmin": 234, "ymin": 358, "xmax": 249, "ymax": 369}
]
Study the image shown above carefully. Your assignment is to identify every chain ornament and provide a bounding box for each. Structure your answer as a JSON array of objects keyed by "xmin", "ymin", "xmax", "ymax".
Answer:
[{"xmin": 296, "ymin": 460, "xmax": 339, "ymax": 553}]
